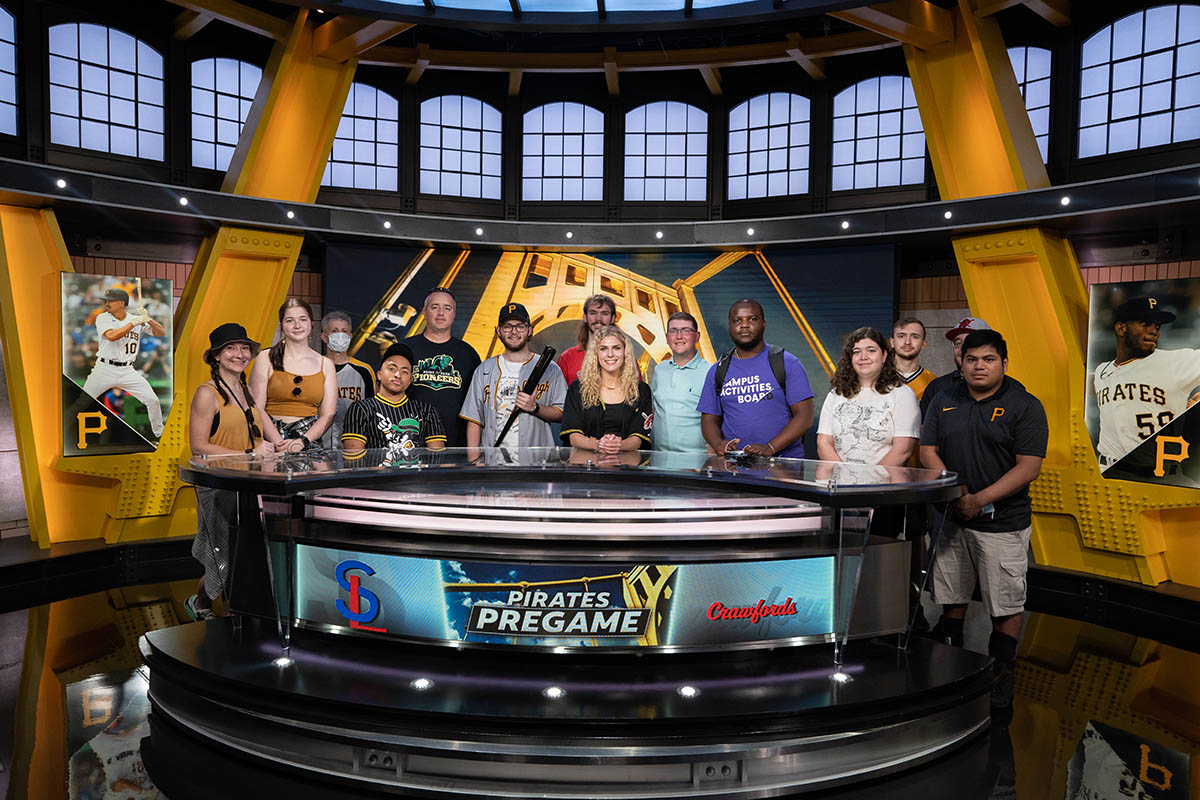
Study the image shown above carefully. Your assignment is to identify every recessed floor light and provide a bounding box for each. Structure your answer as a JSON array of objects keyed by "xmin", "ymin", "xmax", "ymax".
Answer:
[
  {"xmin": 840, "ymin": 220, "xmax": 850, "ymax": 230},
  {"xmin": 56, "ymin": 178, "xmax": 67, "ymax": 189},
  {"xmin": 410, "ymin": 677, "xmax": 434, "ymax": 691},
  {"xmin": 655, "ymin": 231, "xmax": 664, "ymax": 239},
  {"xmin": 179, "ymin": 197, "xmax": 189, "ymax": 206},
  {"xmin": 1060, "ymin": 196, "xmax": 1070, "ymax": 206},
  {"xmin": 475, "ymin": 227, "xmax": 484, "ymax": 236},
  {"xmin": 746, "ymin": 228, "xmax": 755, "ymax": 236},
  {"xmin": 565, "ymin": 231, "xmax": 574, "ymax": 239},
  {"xmin": 286, "ymin": 210, "xmax": 295, "ymax": 219},
  {"xmin": 543, "ymin": 686, "xmax": 565, "ymax": 699},
  {"xmin": 383, "ymin": 221, "xmax": 392, "ymax": 229},
  {"xmin": 677, "ymin": 685, "xmax": 700, "ymax": 698},
  {"xmin": 943, "ymin": 210, "xmax": 953, "ymax": 220}
]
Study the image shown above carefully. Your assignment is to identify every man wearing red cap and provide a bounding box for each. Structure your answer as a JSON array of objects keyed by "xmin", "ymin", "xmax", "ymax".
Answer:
[{"xmin": 919, "ymin": 316, "xmax": 991, "ymax": 419}]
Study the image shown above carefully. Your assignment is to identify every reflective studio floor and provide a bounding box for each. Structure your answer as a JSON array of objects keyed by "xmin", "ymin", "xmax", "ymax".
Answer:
[{"xmin": 0, "ymin": 580, "xmax": 1196, "ymax": 800}]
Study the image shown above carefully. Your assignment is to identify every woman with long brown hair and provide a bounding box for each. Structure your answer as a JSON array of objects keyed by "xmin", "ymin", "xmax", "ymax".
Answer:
[
  {"xmin": 187, "ymin": 322, "xmax": 278, "ymax": 620},
  {"xmin": 250, "ymin": 298, "xmax": 337, "ymax": 452},
  {"xmin": 816, "ymin": 326, "xmax": 920, "ymax": 465},
  {"xmin": 560, "ymin": 325, "xmax": 653, "ymax": 451}
]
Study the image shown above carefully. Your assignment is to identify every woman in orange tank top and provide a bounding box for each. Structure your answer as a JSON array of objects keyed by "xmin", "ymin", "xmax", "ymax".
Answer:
[
  {"xmin": 250, "ymin": 298, "xmax": 337, "ymax": 453},
  {"xmin": 187, "ymin": 323, "xmax": 279, "ymax": 621}
]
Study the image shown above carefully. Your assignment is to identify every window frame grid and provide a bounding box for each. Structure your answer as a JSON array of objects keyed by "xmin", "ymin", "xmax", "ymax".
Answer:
[
  {"xmin": 190, "ymin": 57, "xmax": 262, "ymax": 172},
  {"xmin": 726, "ymin": 92, "xmax": 811, "ymax": 201},
  {"xmin": 47, "ymin": 22, "xmax": 165, "ymax": 161},
  {"xmin": 322, "ymin": 82, "xmax": 401, "ymax": 192},
  {"xmin": 1078, "ymin": 5, "xmax": 1200, "ymax": 158},
  {"xmin": 623, "ymin": 100, "xmax": 708, "ymax": 202},
  {"xmin": 521, "ymin": 101, "xmax": 605, "ymax": 202},
  {"xmin": 418, "ymin": 94, "xmax": 503, "ymax": 200},
  {"xmin": 0, "ymin": 6, "xmax": 16, "ymax": 137},
  {"xmin": 830, "ymin": 75, "xmax": 925, "ymax": 192},
  {"xmin": 1008, "ymin": 46, "xmax": 1052, "ymax": 163}
]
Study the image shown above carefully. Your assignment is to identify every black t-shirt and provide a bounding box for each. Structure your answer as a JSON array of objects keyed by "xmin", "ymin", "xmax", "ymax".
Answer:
[
  {"xmin": 405, "ymin": 335, "xmax": 481, "ymax": 447},
  {"xmin": 919, "ymin": 369, "xmax": 961, "ymax": 418},
  {"xmin": 342, "ymin": 394, "xmax": 446, "ymax": 460},
  {"xmin": 920, "ymin": 376, "xmax": 1048, "ymax": 532},
  {"xmin": 560, "ymin": 382, "xmax": 654, "ymax": 449}
]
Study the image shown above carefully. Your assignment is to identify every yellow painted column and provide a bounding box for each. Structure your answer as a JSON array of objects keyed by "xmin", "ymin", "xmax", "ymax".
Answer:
[
  {"xmin": 905, "ymin": 0, "xmax": 1200, "ymax": 586},
  {"xmin": 0, "ymin": 9, "xmax": 356, "ymax": 547}
]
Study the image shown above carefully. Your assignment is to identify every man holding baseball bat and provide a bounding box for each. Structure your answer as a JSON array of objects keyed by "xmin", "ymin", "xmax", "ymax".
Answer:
[
  {"xmin": 461, "ymin": 303, "xmax": 567, "ymax": 448},
  {"xmin": 80, "ymin": 285, "xmax": 167, "ymax": 438}
]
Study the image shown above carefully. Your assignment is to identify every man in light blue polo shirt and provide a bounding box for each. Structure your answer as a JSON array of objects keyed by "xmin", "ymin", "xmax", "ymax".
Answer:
[{"xmin": 650, "ymin": 312, "xmax": 711, "ymax": 452}]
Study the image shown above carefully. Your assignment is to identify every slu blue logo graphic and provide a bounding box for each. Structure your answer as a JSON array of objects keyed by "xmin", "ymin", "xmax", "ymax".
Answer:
[{"xmin": 335, "ymin": 559, "xmax": 387, "ymax": 632}]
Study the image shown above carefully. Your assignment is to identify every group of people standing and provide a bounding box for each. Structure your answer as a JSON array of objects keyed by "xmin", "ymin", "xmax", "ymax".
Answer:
[{"xmin": 186, "ymin": 291, "xmax": 1049, "ymax": 706}]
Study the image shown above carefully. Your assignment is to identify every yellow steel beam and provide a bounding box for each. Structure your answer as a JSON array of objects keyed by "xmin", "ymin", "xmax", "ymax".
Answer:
[
  {"xmin": 173, "ymin": 9, "xmax": 213, "ymax": 40},
  {"xmin": 975, "ymin": 0, "xmax": 1069, "ymax": 26},
  {"xmin": 907, "ymin": 0, "xmax": 1199, "ymax": 587},
  {"xmin": 223, "ymin": 10, "xmax": 356, "ymax": 202},
  {"xmin": 508, "ymin": 69, "xmax": 523, "ymax": 96},
  {"xmin": 699, "ymin": 65, "xmax": 722, "ymax": 95},
  {"xmin": 360, "ymin": 31, "xmax": 899, "ymax": 73},
  {"xmin": 604, "ymin": 46, "xmax": 619, "ymax": 95},
  {"xmin": 406, "ymin": 43, "xmax": 430, "ymax": 84},
  {"xmin": 785, "ymin": 33, "xmax": 827, "ymax": 80},
  {"xmin": 831, "ymin": 0, "xmax": 955, "ymax": 50},
  {"xmin": 166, "ymin": 0, "xmax": 289, "ymax": 40},
  {"xmin": 313, "ymin": 16, "xmax": 414, "ymax": 63}
]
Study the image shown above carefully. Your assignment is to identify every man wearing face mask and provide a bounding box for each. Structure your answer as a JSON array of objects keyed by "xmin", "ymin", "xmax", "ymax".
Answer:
[{"xmin": 322, "ymin": 310, "xmax": 375, "ymax": 447}]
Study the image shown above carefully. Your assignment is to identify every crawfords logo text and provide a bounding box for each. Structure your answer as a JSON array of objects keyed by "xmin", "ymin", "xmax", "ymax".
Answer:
[
  {"xmin": 335, "ymin": 560, "xmax": 387, "ymax": 632},
  {"xmin": 707, "ymin": 597, "xmax": 798, "ymax": 623},
  {"xmin": 467, "ymin": 589, "xmax": 650, "ymax": 637},
  {"xmin": 413, "ymin": 355, "xmax": 463, "ymax": 391}
]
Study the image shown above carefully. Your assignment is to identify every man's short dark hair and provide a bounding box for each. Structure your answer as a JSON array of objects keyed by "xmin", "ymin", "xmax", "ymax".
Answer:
[
  {"xmin": 962, "ymin": 329, "xmax": 1007, "ymax": 360},
  {"xmin": 893, "ymin": 317, "xmax": 926, "ymax": 336},
  {"xmin": 729, "ymin": 299, "xmax": 764, "ymax": 318},
  {"xmin": 667, "ymin": 311, "xmax": 698, "ymax": 328}
]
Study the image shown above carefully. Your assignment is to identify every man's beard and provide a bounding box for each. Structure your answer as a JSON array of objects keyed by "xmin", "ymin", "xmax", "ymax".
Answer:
[
  {"xmin": 735, "ymin": 332, "xmax": 763, "ymax": 351},
  {"xmin": 504, "ymin": 338, "xmax": 528, "ymax": 353},
  {"xmin": 1123, "ymin": 330, "xmax": 1156, "ymax": 358}
]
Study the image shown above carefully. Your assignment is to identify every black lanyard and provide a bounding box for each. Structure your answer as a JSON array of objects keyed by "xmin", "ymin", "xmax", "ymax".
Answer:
[{"xmin": 217, "ymin": 376, "xmax": 261, "ymax": 445}]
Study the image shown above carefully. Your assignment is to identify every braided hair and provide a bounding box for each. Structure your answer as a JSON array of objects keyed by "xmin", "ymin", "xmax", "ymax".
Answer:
[{"xmin": 210, "ymin": 359, "xmax": 255, "ymax": 409}]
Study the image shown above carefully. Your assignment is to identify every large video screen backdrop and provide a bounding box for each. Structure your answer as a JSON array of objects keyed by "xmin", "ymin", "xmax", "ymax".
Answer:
[{"xmin": 325, "ymin": 245, "xmax": 896, "ymax": 427}]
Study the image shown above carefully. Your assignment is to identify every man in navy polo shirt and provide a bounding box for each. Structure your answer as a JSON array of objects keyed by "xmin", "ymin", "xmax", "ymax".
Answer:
[{"xmin": 919, "ymin": 329, "xmax": 1047, "ymax": 706}]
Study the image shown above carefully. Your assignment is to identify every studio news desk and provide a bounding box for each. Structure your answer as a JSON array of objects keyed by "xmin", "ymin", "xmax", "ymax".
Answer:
[{"xmin": 141, "ymin": 448, "xmax": 993, "ymax": 799}]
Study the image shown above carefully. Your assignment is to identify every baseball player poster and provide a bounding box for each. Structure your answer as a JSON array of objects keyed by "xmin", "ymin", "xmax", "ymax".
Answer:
[
  {"xmin": 1085, "ymin": 278, "xmax": 1200, "ymax": 488},
  {"xmin": 61, "ymin": 274, "xmax": 174, "ymax": 456}
]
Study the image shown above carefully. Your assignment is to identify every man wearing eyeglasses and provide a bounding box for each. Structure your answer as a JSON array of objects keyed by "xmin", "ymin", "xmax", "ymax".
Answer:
[
  {"xmin": 406, "ymin": 287, "xmax": 482, "ymax": 447},
  {"xmin": 461, "ymin": 303, "xmax": 566, "ymax": 448},
  {"xmin": 649, "ymin": 312, "xmax": 711, "ymax": 452}
]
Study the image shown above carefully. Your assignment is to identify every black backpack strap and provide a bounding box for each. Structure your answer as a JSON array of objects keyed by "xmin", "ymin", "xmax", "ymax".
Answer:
[
  {"xmin": 714, "ymin": 348, "xmax": 735, "ymax": 410},
  {"xmin": 768, "ymin": 345, "xmax": 787, "ymax": 395}
]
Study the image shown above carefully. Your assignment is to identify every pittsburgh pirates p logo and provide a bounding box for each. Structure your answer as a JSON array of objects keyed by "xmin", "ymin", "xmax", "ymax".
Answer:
[
  {"xmin": 1154, "ymin": 435, "xmax": 1189, "ymax": 477},
  {"xmin": 76, "ymin": 411, "xmax": 108, "ymax": 449}
]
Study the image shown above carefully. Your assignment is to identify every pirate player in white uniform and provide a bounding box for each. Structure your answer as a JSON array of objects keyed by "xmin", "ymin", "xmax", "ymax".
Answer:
[
  {"xmin": 81, "ymin": 286, "xmax": 167, "ymax": 438},
  {"xmin": 1093, "ymin": 295, "xmax": 1200, "ymax": 473}
]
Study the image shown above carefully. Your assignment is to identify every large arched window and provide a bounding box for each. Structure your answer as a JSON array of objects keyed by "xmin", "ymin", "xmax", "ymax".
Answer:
[
  {"xmin": 727, "ymin": 92, "xmax": 810, "ymax": 200},
  {"xmin": 1008, "ymin": 46, "xmax": 1051, "ymax": 162},
  {"xmin": 624, "ymin": 101, "xmax": 707, "ymax": 201},
  {"xmin": 323, "ymin": 82, "xmax": 399, "ymax": 191},
  {"xmin": 831, "ymin": 76, "xmax": 923, "ymax": 191},
  {"xmin": 419, "ymin": 95, "xmax": 502, "ymax": 199},
  {"xmin": 522, "ymin": 102, "xmax": 604, "ymax": 202},
  {"xmin": 0, "ymin": 6, "xmax": 15, "ymax": 136},
  {"xmin": 48, "ymin": 23, "xmax": 163, "ymax": 160},
  {"xmin": 1079, "ymin": 5, "xmax": 1200, "ymax": 157},
  {"xmin": 191, "ymin": 58, "xmax": 262, "ymax": 171}
]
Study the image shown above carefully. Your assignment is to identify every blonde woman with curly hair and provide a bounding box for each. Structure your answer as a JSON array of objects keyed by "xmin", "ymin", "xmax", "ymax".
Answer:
[{"xmin": 560, "ymin": 325, "xmax": 653, "ymax": 452}]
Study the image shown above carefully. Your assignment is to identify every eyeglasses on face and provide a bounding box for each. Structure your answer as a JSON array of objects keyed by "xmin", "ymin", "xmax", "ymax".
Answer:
[
  {"xmin": 667, "ymin": 327, "xmax": 697, "ymax": 336},
  {"xmin": 499, "ymin": 323, "xmax": 529, "ymax": 333}
]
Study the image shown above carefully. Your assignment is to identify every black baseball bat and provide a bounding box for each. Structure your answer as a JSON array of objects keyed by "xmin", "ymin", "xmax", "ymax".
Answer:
[{"xmin": 495, "ymin": 346, "xmax": 556, "ymax": 447}]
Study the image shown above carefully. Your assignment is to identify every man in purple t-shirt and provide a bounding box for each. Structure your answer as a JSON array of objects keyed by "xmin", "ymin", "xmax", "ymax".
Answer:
[{"xmin": 698, "ymin": 299, "xmax": 814, "ymax": 458}]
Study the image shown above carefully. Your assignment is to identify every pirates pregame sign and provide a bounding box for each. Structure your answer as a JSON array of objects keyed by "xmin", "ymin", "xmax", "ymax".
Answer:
[{"xmin": 1085, "ymin": 279, "xmax": 1200, "ymax": 488}]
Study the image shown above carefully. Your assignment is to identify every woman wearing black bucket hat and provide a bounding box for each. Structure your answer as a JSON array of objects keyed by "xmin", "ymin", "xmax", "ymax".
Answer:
[{"xmin": 185, "ymin": 322, "xmax": 279, "ymax": 621}]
